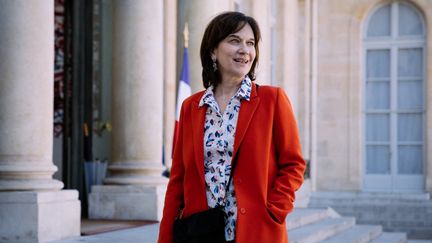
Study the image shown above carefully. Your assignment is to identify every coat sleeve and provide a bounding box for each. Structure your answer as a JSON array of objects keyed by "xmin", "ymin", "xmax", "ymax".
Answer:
[
  {"xmin": 266, "ymin": 87, "xmax": 306, "ymax": 224},
  {"xmin": 158, "ymin": 102, "xmax": 186, "ymax": 243}
]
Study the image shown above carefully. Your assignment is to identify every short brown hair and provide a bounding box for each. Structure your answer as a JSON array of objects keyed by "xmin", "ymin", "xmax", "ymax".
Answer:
[{"xmin": 200, "ymin": 11, "xmax": 261, "ymax": 89}]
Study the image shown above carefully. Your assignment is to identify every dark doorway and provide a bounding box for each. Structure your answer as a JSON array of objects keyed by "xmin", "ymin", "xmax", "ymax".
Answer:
[{"xmin": 55, "ymin": 0, "xmax": 95, "ymax": 217}]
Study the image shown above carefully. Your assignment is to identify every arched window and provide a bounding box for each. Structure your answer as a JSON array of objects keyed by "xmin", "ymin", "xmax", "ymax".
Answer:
[{"xmin": 363, "ymin": 1, "xmax": 425, "ymax": 192}]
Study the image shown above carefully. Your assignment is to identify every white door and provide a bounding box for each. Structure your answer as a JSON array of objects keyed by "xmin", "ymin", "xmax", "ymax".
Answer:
[{"xmin": 363, "ymin": 2, "xmax": 425, "ymax": 192}]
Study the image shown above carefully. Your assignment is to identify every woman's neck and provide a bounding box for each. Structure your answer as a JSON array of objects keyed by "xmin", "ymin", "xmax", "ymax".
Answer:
[
  {"xmin": 213, "ymin": 77, "xmax": 242, "ymax": 113},
  {"xmin": 215, "ymin": 78, "xmax": 242, "ymax": 101}
]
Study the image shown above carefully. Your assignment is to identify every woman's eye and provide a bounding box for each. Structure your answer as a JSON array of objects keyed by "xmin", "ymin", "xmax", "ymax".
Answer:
[
  {"xmin": 247, "ymin": 41, "xmax": 255, "ymax": 46},
  {"xmin": 229, "ymin": 39, "xmax": 240, "ymax": 43}
]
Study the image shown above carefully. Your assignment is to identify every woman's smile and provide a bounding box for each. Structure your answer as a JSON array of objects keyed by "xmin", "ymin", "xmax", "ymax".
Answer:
[{"xmin": 233, "ymin": 57, "xmax": 249, "ymax": 64}]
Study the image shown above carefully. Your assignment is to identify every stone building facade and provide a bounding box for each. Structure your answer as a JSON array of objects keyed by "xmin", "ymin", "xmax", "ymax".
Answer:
[{"xmin": 309, "ymin": 0, "xmax": 431, "ymax": 193}]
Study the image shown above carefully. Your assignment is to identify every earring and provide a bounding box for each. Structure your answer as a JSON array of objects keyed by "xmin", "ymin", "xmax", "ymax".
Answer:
[
  {"xmin": 211, "ymin": 56, "xmax": 217, "ymax": 72},
  {"xmin": 212, "ymin": 61, "xmax": 217, "ymax": 72}
]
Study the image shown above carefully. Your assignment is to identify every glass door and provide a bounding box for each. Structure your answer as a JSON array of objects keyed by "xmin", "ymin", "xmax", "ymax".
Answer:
[{"xmin": 363, "ymin": 2, "xmax": 425, "ymax": 192}]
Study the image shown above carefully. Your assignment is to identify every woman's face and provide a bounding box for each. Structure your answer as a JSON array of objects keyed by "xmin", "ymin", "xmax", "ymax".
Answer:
[{"xmin": 212, "ymin": 23, "xmax": 256, "ymax": 82}]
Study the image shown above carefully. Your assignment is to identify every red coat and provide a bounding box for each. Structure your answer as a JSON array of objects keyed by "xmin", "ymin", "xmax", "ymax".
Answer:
[{"xmin": 159, "ymin": 83, "xmax": 306, "ymax": 243}]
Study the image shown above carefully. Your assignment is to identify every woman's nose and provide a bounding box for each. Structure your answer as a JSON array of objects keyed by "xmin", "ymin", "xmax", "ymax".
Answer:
[{"xmin": 238, "ymin": 44, "xmax": 249, "ymax": 55}]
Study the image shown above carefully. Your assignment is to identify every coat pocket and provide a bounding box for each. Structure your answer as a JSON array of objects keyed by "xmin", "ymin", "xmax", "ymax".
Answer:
[{"xmin": 265, "ymin": 206, "xmax": 284, "ymax": 224}]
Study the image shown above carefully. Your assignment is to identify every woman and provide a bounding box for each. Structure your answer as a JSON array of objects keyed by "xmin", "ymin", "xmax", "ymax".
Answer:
[{"xmin": 159, "ymin": 11, "xmax": 305, "ymax": 243}]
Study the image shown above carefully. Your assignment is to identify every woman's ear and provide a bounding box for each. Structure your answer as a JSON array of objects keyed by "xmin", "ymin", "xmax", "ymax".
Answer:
[{"xmin": 210, "ymin": 52, "xmax": 216, "ymax": 62}]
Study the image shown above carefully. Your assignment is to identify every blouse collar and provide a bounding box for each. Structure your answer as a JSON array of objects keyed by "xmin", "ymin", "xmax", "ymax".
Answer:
[{"xmin": 199, "ymin": 76, "xmax": 252, "ymax": 107}]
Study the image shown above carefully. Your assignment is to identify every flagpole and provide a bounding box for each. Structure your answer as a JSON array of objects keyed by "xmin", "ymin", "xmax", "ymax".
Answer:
[{"xmin": 183, "ymin": 23, "xmax": 189, "ymax": 48}]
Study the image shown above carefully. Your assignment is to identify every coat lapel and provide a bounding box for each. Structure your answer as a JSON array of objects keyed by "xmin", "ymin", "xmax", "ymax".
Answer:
[
  {"xmin": 191, "ymin": 99, "xmax": 206, "ymax": 185},
  {"xmin": 189, "ymin": 83, "xmax": 260, "ymax": 184},
  {"xmin": 233, "ymin": 83, "xmax": 260, "ymax": 158}
]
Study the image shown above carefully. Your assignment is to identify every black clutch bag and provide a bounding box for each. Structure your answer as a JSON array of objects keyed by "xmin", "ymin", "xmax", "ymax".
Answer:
[
  {"xmin": 173, "ymin": 206, "xmax": 226, "ymax": 243},
  {"xmin": 173, "ymin": 152, "xmax": 240, "ymax": 243}
]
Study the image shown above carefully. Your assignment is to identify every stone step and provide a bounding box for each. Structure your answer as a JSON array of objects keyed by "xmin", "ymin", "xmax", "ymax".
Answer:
[
  {"xmin": 288, "ymin": 217, "xmax": 355, "ymax": 243},
  {"xmin": 308, "ymin": 192, "xmax": 432, "ymax": 239},
  {"xmin": 310, "ymin": 192, "xmax": 430, "ymax": 201},
  {"xmin": 309, "ymin": 193, "xmax": 432, "ymax": 209},
  {"xmin": 310, "ymin": 201, "xmax": 432, "ymax": 209},
  {"xmin": 294, "ymin": 197, "xmax": 311, "ymax": 208},
  {"xmin": 370, "ymin": 232, "xmax": 407, "ymax": 243},
  {"xmin": 286, "ymin": 208, "xmax": 339, "ymax": 230},
  {"xmin": 309, "ymin": 199, "xmax": 432, "ymax": 207},
  {"xmin": 294, "ymin": 179, "xmax": 312, "ymax": 208},
  {"xmin": 320, "ymin": 225, "xmax": 382, "ymax": 243}
]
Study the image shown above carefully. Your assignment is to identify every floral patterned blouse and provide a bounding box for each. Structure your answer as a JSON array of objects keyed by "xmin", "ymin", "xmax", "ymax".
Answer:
[{"xmin": 198, "ymin": 77, "xmax": 252, "ymax": 241}]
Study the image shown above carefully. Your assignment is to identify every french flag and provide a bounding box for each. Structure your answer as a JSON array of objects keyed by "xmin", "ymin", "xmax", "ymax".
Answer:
[{"xmin": 172, "ymin": 47, "xmax": 191, "ymax": 157}]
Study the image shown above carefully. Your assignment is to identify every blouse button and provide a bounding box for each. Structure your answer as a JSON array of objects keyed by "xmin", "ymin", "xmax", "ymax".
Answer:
[
  {"xmin": 240, "ymin": 208, "xmax": 246, "ymax": 214},
  {"xmin": 236, "ymin": 178, "xmax": 242, "ymax": 184}
]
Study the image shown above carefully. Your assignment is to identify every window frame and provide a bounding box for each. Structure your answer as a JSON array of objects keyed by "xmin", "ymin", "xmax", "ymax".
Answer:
[{"xmin": 362, "ymin": 1, "xmax": 426, "ymax": 192}]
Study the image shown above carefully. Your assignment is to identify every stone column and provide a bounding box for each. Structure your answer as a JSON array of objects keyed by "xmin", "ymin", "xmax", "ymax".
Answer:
[
  {"xmin": 0, "ymin": 1, "xmax": 80, "ymax": 242},
  {"xmin": 89, "ymin": 0, "xmax": 168, "ymax": 221},
  {"xmin": 179, "ymin": 0, "xmax": 233, "ymax": 92},
  {"xmin": 281, "ymin": 0, "xmax": 299, "ymax": 113},
  {"xmin": 273, "ymin": 0, "xmax": 311, "ymax": 203},
  {"xmin": 163, "ymin": 0, "xmax": 178, "ymax": 170},
  {"xmin": 309, "ymin": 0, "xmax": 319, "ymax": 192},
  {"xmin": 239, "ymin": 0, "xmax": 272, "ymax": 85}
]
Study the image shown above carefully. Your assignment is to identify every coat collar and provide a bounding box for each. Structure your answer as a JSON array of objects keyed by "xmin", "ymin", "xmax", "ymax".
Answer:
[{"xmin": 190, "ymin": 82, "xmax": 260, "ymax": 184}]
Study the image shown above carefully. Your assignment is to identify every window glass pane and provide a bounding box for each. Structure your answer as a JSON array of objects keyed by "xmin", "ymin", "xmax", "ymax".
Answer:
[
  {"xmin": 366, "ymin": 82, "xmax": 390, "ymax": 109},
  {"xmin": 398, "ymin": 48, "xmax": 422, "ymax": 77},
  {"xmin": 366, "ymin": 145, "xmax": 390, "ymax": 174},
  {"xmin": 366, "ymin": 114, "xmax": 389, "ymax": 141},
  {"xmin": 398, "ymin": 80, "xmax": 423, "ymax": 109},
  {"xmin": 399, "ymin": 4, "xmax": 423, "ymax": 36},
  {"xmin": 398, "ymin": 113, "xmax": 423, "ymax": 141},
  {"xmin": 367, "ymin": 50, "xmax": 390, "ymax": 78},
  {"xmin": 367, "ymin": 5, "xmax": 391, "ymax": 37},
  {"xmin": 398, "ymin": 145, "xmax": 423, "ymax": 174}
]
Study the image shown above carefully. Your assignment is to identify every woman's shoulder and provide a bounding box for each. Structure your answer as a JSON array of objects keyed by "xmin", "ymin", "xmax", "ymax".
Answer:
[
  {"xmin": 256, "ymin": 84, "xmax": 279, "ymax": 92},
  {"xmin": 182, "ymin": 90, "xmax": 206, "ymax": 106},
  {"xmin": 255, "ymin": 83, "xmax": 284, "ymax": 98}
]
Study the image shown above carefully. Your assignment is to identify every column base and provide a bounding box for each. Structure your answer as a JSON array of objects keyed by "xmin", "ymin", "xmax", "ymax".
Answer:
[
  {"xmin": 89, "ymin": 183, "xmax": 167, "ymax": 221},
  {"xmin": 0, "ymin": 190, "xmax": 81, "ymax": 242}
]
